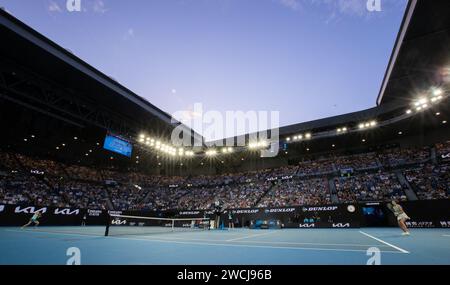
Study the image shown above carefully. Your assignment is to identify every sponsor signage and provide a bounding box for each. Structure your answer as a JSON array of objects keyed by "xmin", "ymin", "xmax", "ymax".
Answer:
[
  {"xmin": 298, "ymin": 223, "xmax": 316, "ymax": 228},
  {"xmin": 302, "ymin": 206, "xmax": 338, "ymax": 212},
  {"xmin": 405, "ymin": 221, "xmax": 435, "ymax": 228},
  {"xmin": 179, "ymin": 211, "xmax": 200, "ymax": 216},
  {"xmin": 0, "ymin": 200, "xmax": 448, "ymax": 228},
  {"xmin": 264, "ymin": 208, "xmax": 296, "ymax": 214},
  {"xmin": 281, "ymin": 175, "xmax": 293, "ymax": 180},
  {"xmin": 332, "ymin": 223, "xmax": 351, "ymax": 228},
  {"xmin": 111, "ymin": 219, "xmax": 126, "ymax": 225},
  {"xmin": 87, "ymin": 209, "xmax": 103, "ymax": 216},
  {"xmin": 347, "ymin": 205, "xmax": 356, "ymax": 213},
  {"xmin": 14, "ymin": 206, "xmax": 48, "ymax": 214},
  {"xmin": 54, "ymin": 208, "xmax": 80, "ymax": 216},
  {"xmin": 232, "ymin": 209, "xmax": 260, "ymax": 214}
]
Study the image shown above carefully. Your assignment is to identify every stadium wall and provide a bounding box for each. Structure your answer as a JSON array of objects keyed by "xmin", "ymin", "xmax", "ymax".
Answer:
[{"xmin": 1, "ymin": 200, "xmax": 449, "ymax": 229}]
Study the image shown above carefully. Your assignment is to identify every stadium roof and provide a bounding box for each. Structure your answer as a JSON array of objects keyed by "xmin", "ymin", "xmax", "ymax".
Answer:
[
  {"xmin": 237, "ymin": 0, "xmax": 450, "ymax": 141},
  {"xmin": 209, "ymin": 0, "xmax": 450, "ymax": 150},
  {"xmin": 0, "ymin": 7, "xmax": 201, "ymax": 144},
  {"xmin": 377, "ymin": 0, "xmax": 450, "ymax": 106},
  {"xmin": 0, "ymin": 1, "xmax": 449, "ymax": 169}
]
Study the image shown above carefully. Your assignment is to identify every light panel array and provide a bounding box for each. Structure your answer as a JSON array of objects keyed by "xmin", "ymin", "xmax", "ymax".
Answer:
[
  {"xmin": 138, "ymin": 134, "xmax": 194, "ymax": 157},
  {"xmin": 286, "ymin": 133, "xmax": 311, "ymax": 142},
  {"xmin": 407, "ymin": 88, "xmax": 445, "ymax": 114},
  {"xmin": 358, "ymin": 120, "xmax": 377, "ymax": 130},
  {"xmin": 337, "ymin": 127, "xmax": 348, "ymax": 133}
]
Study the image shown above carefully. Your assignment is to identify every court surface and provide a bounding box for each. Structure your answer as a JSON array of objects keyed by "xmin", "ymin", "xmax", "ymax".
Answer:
[{"xmin": 1, "ymin": 227, "xmax": 449, "ymax": 265}]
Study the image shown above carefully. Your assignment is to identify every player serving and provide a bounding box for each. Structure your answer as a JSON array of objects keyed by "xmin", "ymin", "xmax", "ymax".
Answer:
[
  {"xmin": 387, "ymin": 200, "xmax": 410, "ymax": 236},
  {"xmin": 21, "ymin": 212, "xmax": 42, "ymax": 229}
]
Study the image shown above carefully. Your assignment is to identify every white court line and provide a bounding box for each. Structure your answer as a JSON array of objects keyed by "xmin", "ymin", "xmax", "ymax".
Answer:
[
  {"xmin": 150, "ymin": 235, "xmax": 391, "ymax": 247},
  {"xmin": 6, "ymin": 229, "xmax": 101, "ymax": 237},
  {"xmin": 17, "ymin": 229, "xmax": 387, "ymax": 247},
  {"xmin": 359, "ymin": 231, "xmax": 409, "ymax": 254},
  {"xmin": 6, "ymin": 229, "xmax": 402, "ymax": 254},
  {"xmin": 107, "ymin": 237, "xmax": 403, "ymax": 254},
  {"xmin": 443, "ymin": 235, "xmax": 450, "ymax": 237},
  {"xmin": 226, "ymin": 231, "xmax": 278, "ymax": 242}
]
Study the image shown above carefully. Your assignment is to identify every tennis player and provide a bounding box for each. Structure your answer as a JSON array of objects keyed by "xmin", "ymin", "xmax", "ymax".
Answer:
[
  {"xmin": 388, "ymin": 200, "xmax": 410, "ymax": 236},
  {"xmin": 227, "ymin": 210, "xmax": 234, "ymax": 230},
  {"xmin": 22, "ymin": 212, "xmax": 42, "ymax": 229},
  {"xmin": 214, "ymin": 200, "xmax": 222, "ymax": 229}
]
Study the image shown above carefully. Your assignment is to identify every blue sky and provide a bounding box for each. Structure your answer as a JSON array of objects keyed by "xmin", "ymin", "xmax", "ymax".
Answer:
[{"xmin": 0, "ymin": 0, "xmax": 407, "ymax": 138}]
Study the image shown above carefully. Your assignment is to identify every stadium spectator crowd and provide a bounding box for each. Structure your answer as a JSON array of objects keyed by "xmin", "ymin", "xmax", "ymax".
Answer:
[
  {"xmin": 333, "ymin": 153, "xmax": 379, "ymax": 170},
  {"xmin": 436, "ymin": 141, "xmax": 450, "ymax": 162},
  {"xmin": 378, "ymin": 146, "xmax": 430, "ymax": 167},
  {"xmin": 258, "ymin": 178, "xmax": 330, "ymax": 207},
  {"xmin": 404, "ymin": 163, "xmax": 449, "ymax": 200},
  {"xmin": 0, "ymin": 143, "xmax": 448, "ymax": 211},
  {"xmin": 335, "ymin": 171, "xmax": 406, "ymax": 202}
]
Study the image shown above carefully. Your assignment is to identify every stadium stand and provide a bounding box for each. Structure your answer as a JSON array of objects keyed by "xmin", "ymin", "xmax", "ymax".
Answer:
[
  {"xmin": 1, "ymin": 143, "xmax": 448, "ymax": 211},
  {"xmin": 404, "ymin": 163, "xmax": 449, "ymax": 200}
]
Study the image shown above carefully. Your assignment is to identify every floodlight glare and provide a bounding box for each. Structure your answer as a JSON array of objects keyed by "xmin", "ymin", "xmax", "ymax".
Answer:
[
  {"xmin": 433, "ymin": 88, "xmax": 443, "ymax": 96},
  {"xmin": 418, "ymin": 98, "xmax": 427, "ymax": 105}
]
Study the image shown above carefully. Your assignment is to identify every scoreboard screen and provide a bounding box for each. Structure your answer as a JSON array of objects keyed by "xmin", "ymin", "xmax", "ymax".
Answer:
[{"xmin": 103, "ymin": 134, "xmax": 132, "ymax": 157}]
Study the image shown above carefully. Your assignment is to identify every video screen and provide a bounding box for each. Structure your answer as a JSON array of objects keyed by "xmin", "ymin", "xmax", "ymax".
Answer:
[{"xmin": 103, "ymin": 134, "xmax": 132, "ymax": 157}]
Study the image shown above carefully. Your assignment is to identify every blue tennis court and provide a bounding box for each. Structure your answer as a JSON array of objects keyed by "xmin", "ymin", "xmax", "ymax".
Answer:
[{"xmin": 1, "ymin": 227, "xmax": 449, "ymax": 265}]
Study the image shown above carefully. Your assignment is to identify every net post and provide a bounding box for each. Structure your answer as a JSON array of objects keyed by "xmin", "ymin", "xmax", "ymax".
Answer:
[{"xmin": 172, "ymin": 219, "xmax": 175, "ymax": 232}]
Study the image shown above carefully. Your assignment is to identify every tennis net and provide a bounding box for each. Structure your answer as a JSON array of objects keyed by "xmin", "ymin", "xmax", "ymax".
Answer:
[{"xmin": 105, "ymin": 214, "xmax": 210, "ymax": 236}]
